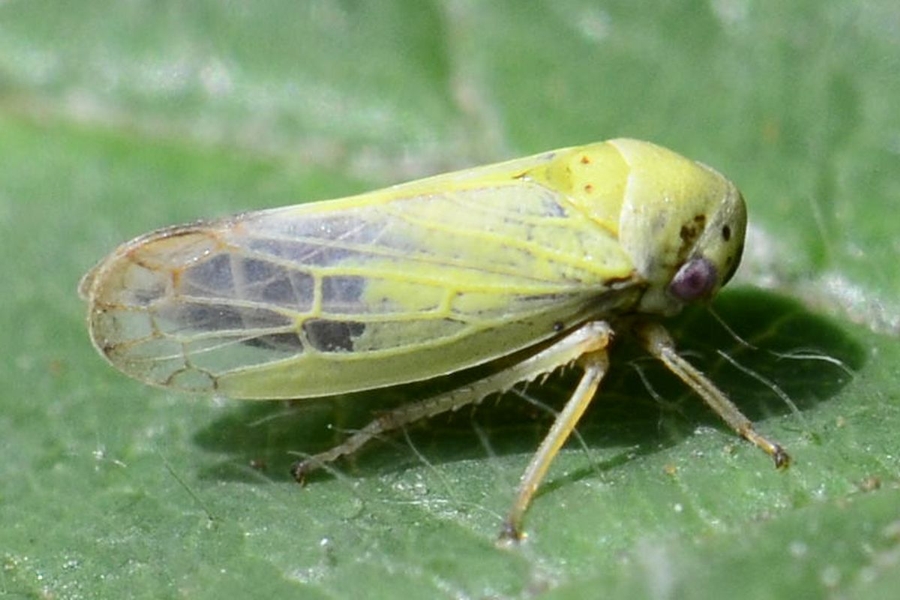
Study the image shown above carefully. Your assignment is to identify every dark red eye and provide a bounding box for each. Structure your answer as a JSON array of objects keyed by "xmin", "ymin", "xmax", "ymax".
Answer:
[{"xmin": 668, "ymin": 257, "xmax": 718, "ymax": 302}]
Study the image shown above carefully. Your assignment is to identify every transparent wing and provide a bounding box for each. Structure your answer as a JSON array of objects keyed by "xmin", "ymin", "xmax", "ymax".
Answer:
[{"xmin": 82, "ymin": 176, "xmax": 639, "ymax": 398}]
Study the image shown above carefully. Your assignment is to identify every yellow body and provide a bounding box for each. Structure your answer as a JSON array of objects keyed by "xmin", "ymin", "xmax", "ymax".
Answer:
[
  {"xmin": 80, "ymin": 139, "xmax": 745, "ymax": 398},
  {"xmin": 81, "ymin": 138, "xmax": 790, "ymax": 542}
]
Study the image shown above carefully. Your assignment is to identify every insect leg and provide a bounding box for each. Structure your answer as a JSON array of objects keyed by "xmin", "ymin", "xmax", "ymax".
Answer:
[
  {"xmin": 291, "ymin": 322, "xmax": 613, "ymax": 511},
  {"xmin": 499, "ymin": 345, "xmax": 609, "ymax": 543},
  {"xmin": 634, "ymin": 320, "xmax": 791, "ymax": 469}
]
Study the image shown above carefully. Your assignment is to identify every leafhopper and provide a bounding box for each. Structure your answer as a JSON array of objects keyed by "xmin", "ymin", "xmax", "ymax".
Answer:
[{"xmin": 80, "ymin": 139, "xmax": 789, "ymax": 541}]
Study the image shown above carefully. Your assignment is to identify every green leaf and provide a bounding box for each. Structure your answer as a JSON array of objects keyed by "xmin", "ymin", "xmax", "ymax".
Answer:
[{"xmin": 2, "ymin": 2, "xmax": 898, "ymax": 599}]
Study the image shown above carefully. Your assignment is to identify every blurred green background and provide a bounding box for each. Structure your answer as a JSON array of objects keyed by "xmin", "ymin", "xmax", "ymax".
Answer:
[{"xmin": 2, "ymin": 2, "xmax": 899, "ymax": 599}]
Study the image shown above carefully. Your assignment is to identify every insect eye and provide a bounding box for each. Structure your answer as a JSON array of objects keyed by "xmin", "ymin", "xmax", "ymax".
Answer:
[{"xmin": 668, "ymin": 257, "xmax": 718, "ymax": 302}]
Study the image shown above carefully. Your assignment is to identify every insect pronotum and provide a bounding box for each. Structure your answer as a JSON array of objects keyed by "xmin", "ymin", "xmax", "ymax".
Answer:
[{"xmin": 80, "ymin": 139, "xmax": 789, "ymax": 541}]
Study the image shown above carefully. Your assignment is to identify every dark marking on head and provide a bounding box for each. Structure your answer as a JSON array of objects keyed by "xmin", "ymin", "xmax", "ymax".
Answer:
[
  {"xmin": 580, "ymin": 154, "xmax": 591, "ymax": 164},
  {"xmin": 552, "ymin": 321, "xmax": 565, "ymax": 333},
  {"xmin": 584, "ymin": 183, "xmax": 594, "ymax": 194},
  {"xmin": 668, "ymin": 257, "xmax": 719, "ymax": 302},
  {"xmin": 680, "ymin": 215, "xmax": 706, "ymax": 243},
  {"xmin": 722, "ymin": 225, "xmax": 732, "ymax": 241},
  {"xmin": 303, "ymin": 319, "xmax": 366, "ymax": 352},
  {"xmin": 676, "ymin": 214, "xmax": 709, "ymax": 265}
]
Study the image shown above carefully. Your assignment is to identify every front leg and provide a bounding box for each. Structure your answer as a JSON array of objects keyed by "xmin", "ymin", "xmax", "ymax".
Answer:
[{"xmin": 500, "ymin": 340, "xmax": 611, "ymax": 543}]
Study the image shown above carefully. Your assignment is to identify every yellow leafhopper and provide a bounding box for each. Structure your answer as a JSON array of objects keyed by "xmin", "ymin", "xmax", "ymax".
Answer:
[{"xmin": 79, "ymin": 139, "xmax": 789, "ymax": 541}]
